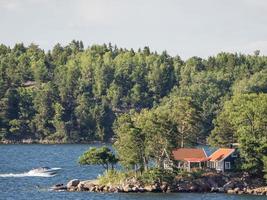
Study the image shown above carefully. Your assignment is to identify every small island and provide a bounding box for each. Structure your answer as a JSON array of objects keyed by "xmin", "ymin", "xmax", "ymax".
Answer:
[{"xmin": 54, "ymin": 146, "xmax": 267, "ymax": 196}]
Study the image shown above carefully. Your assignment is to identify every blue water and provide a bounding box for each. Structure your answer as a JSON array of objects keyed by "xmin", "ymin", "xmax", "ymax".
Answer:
[{"xmin": 0, "ymin": 144, "xmax": 266, "ymax": 200}]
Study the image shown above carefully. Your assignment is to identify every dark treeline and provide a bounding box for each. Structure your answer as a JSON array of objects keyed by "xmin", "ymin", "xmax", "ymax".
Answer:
[{"xmin": 0, "ymin": 40, "xmax": 266, "ymax": 144}]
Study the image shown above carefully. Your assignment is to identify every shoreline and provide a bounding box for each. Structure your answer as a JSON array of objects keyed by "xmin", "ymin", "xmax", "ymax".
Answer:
[{"xmin": 52, "ymin": 178, "xmax": 267, "ymax": 196}]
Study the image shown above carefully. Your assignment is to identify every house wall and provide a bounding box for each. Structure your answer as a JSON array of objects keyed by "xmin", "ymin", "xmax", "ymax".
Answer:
[{"xmin": 223, "ymin": 154, "xmax": 236, "ymax": 171}]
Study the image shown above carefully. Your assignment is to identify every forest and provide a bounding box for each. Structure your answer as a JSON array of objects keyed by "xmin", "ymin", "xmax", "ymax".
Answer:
[{"xmin": 0, "ymin": 41, "xmax": 266, "ymax": 148}]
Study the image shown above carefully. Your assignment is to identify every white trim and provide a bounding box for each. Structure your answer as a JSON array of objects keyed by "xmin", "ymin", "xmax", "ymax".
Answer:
[
  {"xmin": 220, "ymin": 149, "xmax": 235, "ymax": 162},
  {"xmin": 225, "ymin": 162, "xmax": 231, "ymax": 170},
  {"xmin": 202, "ymin": 148, "xmax": 208, "ymax": 158}
]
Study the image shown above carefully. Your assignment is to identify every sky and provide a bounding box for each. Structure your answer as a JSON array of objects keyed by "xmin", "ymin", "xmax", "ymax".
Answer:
[{"xmin": 0, "ymin": 0, "xmax": 267, "ymax": 59}]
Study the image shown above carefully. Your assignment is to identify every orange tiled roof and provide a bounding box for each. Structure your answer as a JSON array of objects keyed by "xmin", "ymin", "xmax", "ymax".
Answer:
[
  {"xmin": 172, "ymin": 148, "xmax": 207, "ymax": 161},
  {"xmin": 209, "ymin": 148, "xmax": 235, "ymax": 161},
  {"xmin": 184, "ymin": 157, "xmax": 210, "ymax": 162}
]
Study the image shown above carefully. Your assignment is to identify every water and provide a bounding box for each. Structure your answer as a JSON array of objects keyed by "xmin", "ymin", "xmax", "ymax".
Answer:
[{"xmin": 0, "ymin": 144, "xmax": 265, "ymax": 200}]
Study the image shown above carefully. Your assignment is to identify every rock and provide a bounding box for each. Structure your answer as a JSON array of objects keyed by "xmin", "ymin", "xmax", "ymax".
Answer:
[
  {"xmin": 189, "ymin": 184, "xmax": 198, "ymax": 192},
  {"xmin": 109, "ymin": 186, "xmax": 118, "ymax": 193},
  {"xmin": 51, "ymin": 184, "xmax": 67, "ymax": 191},
  {"xmin": 227, "ymin": 189, "xmax": 236, "ymax": 194},
  {"xmin": 160, "ymin": 183, "xmax": 168, "ymax": 193},
  {"xmin": 151, "ymin": 183, "xmax": 162, "ymax": 192},
  {"xmin": 99, "ymin": 185, "xmax": 105, "ymax": 192},
  {"xmin": 218, "ymin": 187, "xmax": 224, "ymax": 193},
  {"xmin": 223, "ymin": 181, "xmax": 235, "ymax": 191},
  {"xmin": 238, "ymin": 190, "xmax": 244, "ymax": 195},
  {"xmin": 132, "ymin": 186, "xmax": 138, "ymax": 192},
  {"xmin": 138, "ymin": 187, "xmax": 145, "ymax": 193},
  {"xmin": 67, "ymin": 179, "xmax": 80, "ymax": 189},
  {"xmin": 123, "ymin": 184, "xmax": 132, "ymax": 192},
  {"xmin": 103, "ymin": 186, "xmax": 109, "ymax": 192},
  {"xmin": 210, "ymin": 187, "xmax": 218, "ymax": 192},
  {"xmin": 77, "ymin": 180, "xmax": 98, "ymax": 192},
  {"xmin": 90, "ymin": 186, "xmax": 96, "ymax": 192},
  {"xmin": 234, "ymin": 187, "xmax": 241, "ymax": 193},
  {"xmin": 246, "ymin": 188, "xmax": 254, "ymax": 194},
  {"xmin": 144, "ymin": 185, "xmax": 153, "ymax": 192}
]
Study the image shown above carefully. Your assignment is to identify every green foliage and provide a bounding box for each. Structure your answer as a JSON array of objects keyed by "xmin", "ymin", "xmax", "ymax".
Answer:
[
  {"xmin": 78, "ymin": 146, "xmax": 118, "ymax": 171},
  {"xmin": 209, "ymin": 93, "xmax": 267, "ymax": 177},
  {"xmin": 0, "ymin": 42, "xmax": 267, "ymax": 147},
  {"xmin": 113, "ymin": 96, "xmax": 200, "ymax": 171},
  {"xmin": 113, "ymin": 112, "xmax": 145, "ymax": 170},
  {"xmin": 98, "ymin": 169, "xmax": 128, "ymax": 185},
  {"xmin": 190, "ymin": 169, "xmax": 205, "ymax": 179},
  {"xmin": 138, "ymin": 168, "xmax": 175, "ymax": 184}
]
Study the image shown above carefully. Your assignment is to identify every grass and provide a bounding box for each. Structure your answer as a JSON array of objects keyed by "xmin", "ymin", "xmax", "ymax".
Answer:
[{"xmin": 98, "ymin": 170, "xmax": 128, "ymax": 186}]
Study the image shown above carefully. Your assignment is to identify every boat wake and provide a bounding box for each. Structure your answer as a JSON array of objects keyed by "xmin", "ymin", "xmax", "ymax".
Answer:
[{"xmin": 0, "ymin": 167, "xmax": 61, "ymax": 178}]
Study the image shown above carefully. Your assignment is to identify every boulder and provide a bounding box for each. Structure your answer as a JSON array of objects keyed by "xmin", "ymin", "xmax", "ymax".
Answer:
[
  {"xmin": 160, "ymin": 183, "xmax": 168, "ymax": 193},
  {"xmin": 51, "ymin": 184, "xmax": 67, "ymax": 191},
  {"xmin": 227, "ymin": 189, "xmax": 236, "ymax": 194},
  {"xmin": 122, "ymin": 184, "xmax": 133, "ymax": 192},
  {"xmin": 246, "ymin": 188, "xmax": 254, "ymax": 194},
  {"xmin": 238, "ymin": 190, "xmax": 244, "ymax": 195},
  {"xmin": 210, "ymin": 187, "xmax": 218, "ymax": 192},
  {"xmin": 77, "ymin": 180, "xmax": 95, "ymax": 191},
  {"xmin": 109, "ymin": 186, "xmax": 118, "ymax": 193},
  {"xmin": 234, "ymin": 187, "xmax": 241, "ymax": 193},
  {"xmin": 189, "ymin": 184, "xmax": 198, "ymax": 192},
  {"xmin": 67, "ymin": 179, "xmax": 80, "ymax": 189},
  {"xmin": 99, "ymin": 185, "xmax": 105, "ymax": 192},
  {"xmin": 218, "ymin": 187, "xmax": 224, "ymax": 193},
  {"xmin": 138, "ymin": 187, "xmax": 145, "ymax": 193},
  {"xmin": 144, "ymin": 185, "xmax": 153, "ymax": 192},
  {"xmin": 223, "ymin": 181, "xmax": 235, "ymax": 191},
  {"xmin": 103, "ymin": 186, "xmax": 109, "ymax": 192}
]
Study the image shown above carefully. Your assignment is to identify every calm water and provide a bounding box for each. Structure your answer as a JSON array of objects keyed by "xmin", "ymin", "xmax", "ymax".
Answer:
[{"xmin": 0, "ymin": 144, "xmax": 266, "ymax": 200}]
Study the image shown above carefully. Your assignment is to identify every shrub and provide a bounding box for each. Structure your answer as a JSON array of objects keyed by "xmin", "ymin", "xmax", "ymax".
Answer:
[
  {"xmin": 138, "ymin": 168, "xmax": 175, "ymax": 184},
  {"xmin": 98, "ymin": 170, "xmax": 127, "ymax": 185}
]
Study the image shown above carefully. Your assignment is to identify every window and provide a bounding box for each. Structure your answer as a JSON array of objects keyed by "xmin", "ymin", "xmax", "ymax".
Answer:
[
  {"xmin": 225, "ymin": 162, "xmax": 231, "ymax": 169},
  {"xmin": 231, "ymin": 152, "xmax": 237, "ymax": 157}
]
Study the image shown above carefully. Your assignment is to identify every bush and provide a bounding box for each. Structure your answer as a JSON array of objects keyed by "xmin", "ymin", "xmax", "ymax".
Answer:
[
  {"xmin": 98, "ymin": 170, "xmax": 127, "ymax": 185},
  {"xmin": 138, "ymin": 168, "xmax": 175, "ymax": 184},
  {"xmin": 190, "ymin": 169, "xmax": 205, "ymax": 179}
]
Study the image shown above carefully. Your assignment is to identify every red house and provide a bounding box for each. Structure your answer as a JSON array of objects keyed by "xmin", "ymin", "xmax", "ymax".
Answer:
[
  {"xmin": 164, "ymin": 147, "xmax": 237, "ymax": 172},
  {"xmin": 164, "ymin": 148, "xmax": 208, "ymax": 171}
]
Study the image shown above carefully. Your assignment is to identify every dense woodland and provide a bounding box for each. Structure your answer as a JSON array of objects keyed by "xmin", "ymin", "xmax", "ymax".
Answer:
[{"xmin": 1, "ymin": 41, "xmax": 266, "ymax": 177}]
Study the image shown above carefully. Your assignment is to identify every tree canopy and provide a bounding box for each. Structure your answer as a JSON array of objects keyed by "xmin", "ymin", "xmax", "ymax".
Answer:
[
  {"xmin": 78, "ymin": 146, "xmax": 118, "ymax": 171},
  {"xmin": 1, "ymin": 41, "xmax": 266, "ymax": 179}
]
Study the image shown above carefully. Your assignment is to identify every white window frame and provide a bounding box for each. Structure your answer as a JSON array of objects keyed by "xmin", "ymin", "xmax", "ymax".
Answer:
[
  {"xmin": 231, "ymin": 152, "xmax": 237, "ymax": 157},
  {"xmin": 225, "ymin": 162, "xmax": 231, "ymax": 169}
]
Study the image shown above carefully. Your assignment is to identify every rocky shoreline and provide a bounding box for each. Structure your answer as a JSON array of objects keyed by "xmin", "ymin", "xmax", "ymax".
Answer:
[{"xmin": 52, "ymin": 172, "xmax": 267, "ymax": 196}]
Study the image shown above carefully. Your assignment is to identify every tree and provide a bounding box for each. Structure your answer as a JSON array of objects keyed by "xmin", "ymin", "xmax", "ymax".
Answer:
[
  {"xmin": 209, "ymin": 93, "xmax": 267, "ymax": 176},
  {"xmin": 78, "ymin": 146, "xmax": 118, "ymax": 171},
  {"xmin": 113, "ymin": 113, "xmax": 146, "ymax": 171},
  {"xmin": 163, "ymin": 96, "xmax": 201, "ymax": 148}
]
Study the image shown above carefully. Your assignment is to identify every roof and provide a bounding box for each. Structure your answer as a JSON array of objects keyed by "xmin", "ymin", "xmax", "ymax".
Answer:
[
  {"xmin": 209, "ymin": 148, "xmax": 235, "ymax": 161},
  {"xmin": 172, "ymin": 148, "xmax": 207, "ymax": 162},
  {"xmin": 184, "ymin": 157, "xmax": 210, "ymax": 162}
]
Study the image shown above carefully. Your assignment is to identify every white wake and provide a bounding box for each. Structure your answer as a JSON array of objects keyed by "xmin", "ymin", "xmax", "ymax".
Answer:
[{"xmin": 0, "ymin": 167, "xmax": 61, "ymax": 178}]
